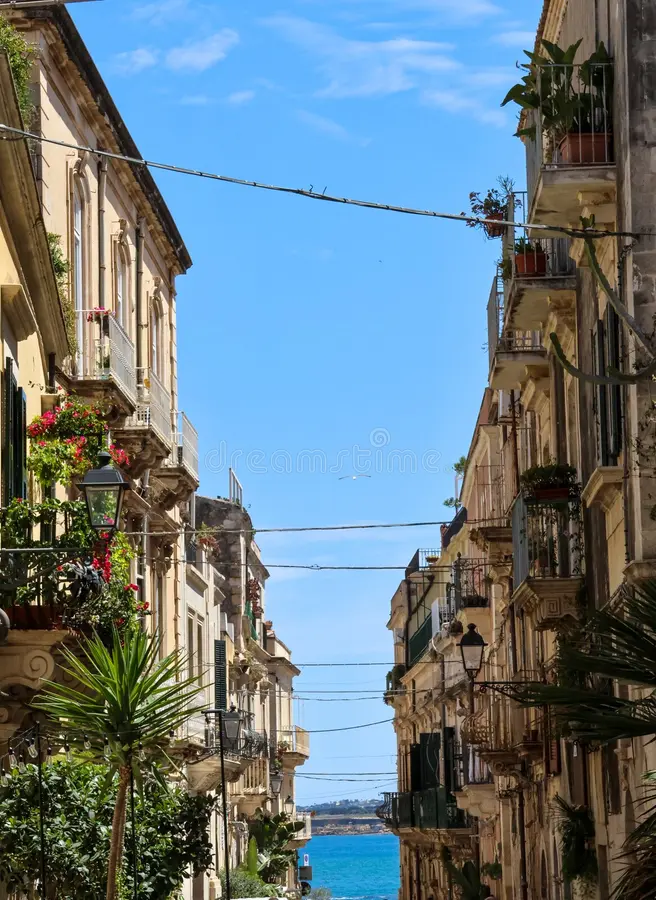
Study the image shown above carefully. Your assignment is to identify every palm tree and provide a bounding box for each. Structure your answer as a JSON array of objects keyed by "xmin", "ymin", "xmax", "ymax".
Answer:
[
  {"xmin": 510, "ymin": 579, "xmax": 656, "ymax": 898},
  {"xmin": 33, "ymin": 628, "xmax": 204, "ymax": 900}
]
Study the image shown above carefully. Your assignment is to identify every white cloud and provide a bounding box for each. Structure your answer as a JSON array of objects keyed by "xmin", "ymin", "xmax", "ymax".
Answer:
[
  {"xmin": 180, "ymin": 95, "xmax": 214, "ymax": 106},
  {"xmin": 342, "ymin": 0, "xmax": 500, "ymax": 18},
  {"xmin": 297, "ymin": 110, "xmax": 351, "ymax": 141},
  {"xmin": 262, "ymin": 15, "xmax": 458, "ymax": 98},
  {"xmin": 492, "ymin": 30, "xmax": 535, "ymax": 47},
  {"xmin": 422, "ymin": 88, "xmax": 507, "ymax": 126},
  {"xmin": 227, "ymin": 89, "xmax": 256, "ymax": 105},
  {"xmin": 166, "ymin": 30, "xmax": 239, "ymax": 72},
  {"xmin": 113, "ymin": 48, "xmax": 159, "ymax": 75},
  {"xmin": 132, "ymin": 0, "xmax": 190, "ymax": 25}
]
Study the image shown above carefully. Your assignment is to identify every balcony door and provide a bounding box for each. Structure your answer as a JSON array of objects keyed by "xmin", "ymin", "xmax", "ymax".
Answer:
[{"xmin": 73, "ymin": 187, "xmax": 85, "ymax": 371}]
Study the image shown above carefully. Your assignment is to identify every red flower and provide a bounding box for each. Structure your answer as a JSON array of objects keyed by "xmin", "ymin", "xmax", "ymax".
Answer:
[{"xmin": 126, "ymin": 583, "xmax": 139, "ymax": 592}]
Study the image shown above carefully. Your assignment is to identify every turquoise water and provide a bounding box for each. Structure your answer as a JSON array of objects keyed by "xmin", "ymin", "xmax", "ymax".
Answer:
[{"xmin": 306, "ymin": 834, "xmax": 399, "ymax": 900}]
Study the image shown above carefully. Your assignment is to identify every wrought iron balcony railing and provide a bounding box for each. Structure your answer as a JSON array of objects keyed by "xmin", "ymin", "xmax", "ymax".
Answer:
[
  {"xmin": 512, "ymin": 492, "xmax": 583, "ymax": 587},
  {"xmin": 525, "ymin": 61, "xmax": 614, "ymax": 205},
  {"xmin": 131, "ymin": 367, "xmax": 172, "ymax": 446},
  {"xmin": 73, "ymin": 310, "xmax": 137, "ymax": 403},
  {"xmin": 170, "ymin": 411, "xmax": 199, "ymax": 480},
  {"xmin": 405, "ymin": 548, "xmax": 442, "ymax": 576},
  {"xmin": 408, "ymin": 614, "xmax": 433, "ymax": 666},
  {"xmin": 203, "ymin": 710, "xmax": 268, "ymax": 759},
  {"xmin": 376, "ymin": 789, "xmax": 470, "ymax": 831},
  {"xmin": 474, "ymin": 464, "xmax": 510, "ymax": 527},
  {"xmin": 507, "ymin": 191, "xmax": 575, "ymax": 278}
]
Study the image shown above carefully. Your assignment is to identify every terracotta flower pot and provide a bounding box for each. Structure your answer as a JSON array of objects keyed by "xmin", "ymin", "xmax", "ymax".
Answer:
[
  {"xmin": 558, "ymin": 132, "xmax": 612, "ymax": 165},
  {"xmin": 483, "ymin": 213, "xmax": 505, "ymax": 239},
  {"xmin": 531, "ymin": 486, "xmax": 571, "ymax": 502},
  {"xmin": 514, "ymin": 252, "xmax": 547, "ymax": 277},
  {"xmin": 8, "ymin": 604, "xmax": 61, "ymax": 630}
]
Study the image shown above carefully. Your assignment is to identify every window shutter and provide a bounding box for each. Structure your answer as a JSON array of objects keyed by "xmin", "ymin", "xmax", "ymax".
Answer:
[
  {"xmin": 606, "ymin": 306, "xmax": 622, "ymax": 464},
  {"xmin": 419, "ymin": 732, "xmax": 441, "ymax": 790},
  {"xmin": 3, "ymin": 358, "xmax": 16, "ymax": 503},
  {"xmin": 214, "ymin": 639, "xmax": 227, "ymax": 710},
  {"xmin": 594, "ymin": 322, "xmax": 609, "ymax": 466},
  {"xmin": 14, "ymin": 387, "xmax": 27, "ymax": 499}
]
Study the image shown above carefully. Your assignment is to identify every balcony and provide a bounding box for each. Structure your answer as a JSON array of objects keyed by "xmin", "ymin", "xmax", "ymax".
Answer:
[
  {"xmin": 405, "ymin": 548, "xmax": 442, "ymax": 576},
  {"xmin": 111, "ymin": 368, "xmax": 172, "ymax": 478},
  {"xmin": 512, "ymin": 492, "xmax": 583, "ymax": 631},
  {"xmin": 488, "ymin": 269, "xmax": 547, "ymax": 390},
  {"xmin": 384, "ymin": 664, "xmax": 407, "ymax": 705},
  {"xmin": 184, "ymin": 709, "xmax": 268, "ymax": 791},
  {"xmin": 408, "ymin": 614, "xmax": 433, "ymax": 666},
  {"xmin": 471, "ymin": 465, "xmax": 512, "ymax": 552},
  {"xmin": 455, "ymin": 745, "xmax": 496, "ymax": 820},
  {"xmin": 278, "ymin": 725, "xmax": 310, "ymax": 768},
  {"xmin": 524, "ymin": 60, "xmax": 615, "ymax": 228},
  {"xmin": 151, "ymin": 412, "xmax": 200, "ymax": 510},
  {"xmin": 502, "ymin": 193, "xmax": 576, "ymax": 334},
  {"xmin": 288, "ymin": 812, "xmax": 312, "ymax": 848},
  {"xmin": 69, "ymin": 310, "xmax": 137, "ymax": 415},
  {"xmin": 377, "ymin": 788, "xmax": 470, "ymax": 832}
]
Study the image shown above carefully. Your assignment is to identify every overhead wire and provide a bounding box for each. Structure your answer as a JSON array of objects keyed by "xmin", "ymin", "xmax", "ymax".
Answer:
[{"xmin": 0, "ymin": 123, "xmax": 640, "ymax": 239}]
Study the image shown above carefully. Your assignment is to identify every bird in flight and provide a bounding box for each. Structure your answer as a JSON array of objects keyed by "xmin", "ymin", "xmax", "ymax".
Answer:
[{"xmin": 338, "ymin": 475, "xmax": 372, "ymax": 480}]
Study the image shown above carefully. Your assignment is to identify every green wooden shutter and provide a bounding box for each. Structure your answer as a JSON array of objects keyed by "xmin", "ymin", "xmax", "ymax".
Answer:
[
  {"xmin": 214, "ymin": 639, "xmax": 227, "ymax": 710},
  {"xmin": 3, "ymin": 358, "xmax": 16, "ymax": 503},
  {"xmin": 606, "ymin": 306, "xmax": 622, "ymax": 464},
  {"xmin": 443, "ymin": 727, "xmax": 457, "ymax": 796},
  {"xmin": 594, "ymin": 323, "xmax": 609, "ymax": 466},
  {"xmin": 419, "ymin": 732, "xmax": 440, "ymax": 789},
  {"xmin": 14, "ymin": 387, "xmax": 27, "ymax": 499}
]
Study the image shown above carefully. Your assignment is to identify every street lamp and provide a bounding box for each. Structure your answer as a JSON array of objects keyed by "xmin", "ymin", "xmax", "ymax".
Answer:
[
  {"xmin": 270, "ymin": 771, "xmax": 284, "ymax": 796},
  {"xmin": 459, "ymin": 623, "xmax": 487, "ymax": 679},
  {"xmin": 284, "ymin": 795, "xmax": 294, "ymax": 816},
  {"xmin": 222, "ymin": 706, "xmax": 243, "ymax": 751},
  {"xmin": 216, "ymin": 706, "xmax": 243, "ymax": 900},
  {"xmin": 77, "ymin": 451, "xmax": 130, "ymax": 537}
]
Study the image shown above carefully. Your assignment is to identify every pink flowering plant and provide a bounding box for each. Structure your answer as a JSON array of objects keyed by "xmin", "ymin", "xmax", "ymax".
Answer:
[{"xmin": 27, "ymin": 396, "xmax": 109, "ymax": 486}]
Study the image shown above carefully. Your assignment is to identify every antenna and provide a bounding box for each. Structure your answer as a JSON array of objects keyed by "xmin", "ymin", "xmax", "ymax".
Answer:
[{"xmin": 0, "ymin": 1, "xmax": 102, "ymax": 9}]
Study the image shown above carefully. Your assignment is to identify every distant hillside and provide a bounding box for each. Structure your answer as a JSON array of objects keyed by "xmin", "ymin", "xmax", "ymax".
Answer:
[{"xmin": 298, "ymin": 799, "xmax": 385, "ymax": 835}]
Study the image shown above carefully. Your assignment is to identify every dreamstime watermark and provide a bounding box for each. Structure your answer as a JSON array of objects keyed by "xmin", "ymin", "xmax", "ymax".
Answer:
[{"xmin": 204, "ymin": 429, "xmax": 448, "ymax": 476}]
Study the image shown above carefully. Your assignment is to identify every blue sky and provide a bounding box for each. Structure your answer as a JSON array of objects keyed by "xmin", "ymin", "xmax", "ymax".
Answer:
[{"xmin": 73, "ymin": 0, "xmax": 542, "ymax": 805}]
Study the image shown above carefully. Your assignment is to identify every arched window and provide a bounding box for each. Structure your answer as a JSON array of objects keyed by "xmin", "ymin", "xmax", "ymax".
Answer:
[
  {"xmin": 150, "ymin": 301, "xmax": 162, "ymax": 379},
  {"xmin": 73, "ymin": 184, "xmax": 85, "ymax": 366},
  {"xmin": 114, "ymin": 242, "xmax": 132, "ymax": 335}
]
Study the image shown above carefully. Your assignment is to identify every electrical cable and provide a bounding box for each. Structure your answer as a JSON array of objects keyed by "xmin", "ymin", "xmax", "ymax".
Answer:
[
  {"xmin": 279, "ymin": 718, "xmax": 393, "ymax": 734},
  {"xmin": 0, "ymin": 123, "xmax": 640, "ymax": 239},
  {"xmin": 296, "ymin": 775, "xmax": 396, "ymax": 782}
]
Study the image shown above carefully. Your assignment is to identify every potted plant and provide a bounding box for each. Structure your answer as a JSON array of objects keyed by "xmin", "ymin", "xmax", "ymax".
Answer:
[
  {"xmin": 465, "ymin": 177, "xmax": 520, "ymax": 238},
  {"xmin": 520, "ymin": 462, "xmax": 579, "ymax": 502},
  {"xmin": 513, "ymin": 237, "xmax": 547, "ymax": 277},
  {"xmin": 501, "ymin": 40, "xmax": 613, "ymax": 167}
]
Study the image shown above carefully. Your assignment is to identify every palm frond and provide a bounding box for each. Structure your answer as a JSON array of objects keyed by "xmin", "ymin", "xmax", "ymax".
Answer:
[{"xmin": 33, "ymin": 629, "xmax": 205, "ymax": 766}]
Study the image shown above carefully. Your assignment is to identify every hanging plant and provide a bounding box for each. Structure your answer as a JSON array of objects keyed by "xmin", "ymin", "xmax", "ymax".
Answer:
[
  {"xmin": 196, "ymin": 523, "xmax": 219, "ymax": 552},
  {"xmin": 554, "ymin": 795, "xmax": 598, "ymax": 885},
  {"xmin": 27, "ymin": 396, "xmax": 109, "ymax": 486}
]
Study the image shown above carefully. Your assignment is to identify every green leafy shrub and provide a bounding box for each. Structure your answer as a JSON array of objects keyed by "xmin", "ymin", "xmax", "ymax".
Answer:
[
  {"xmin": 0, "ymin": 15, "xmax": 36, "ymax": 124},
  {"xmin": 220, "ymin": 868, "xmax": 279, "ymax": 898},
  {"xmin": 0, "ymin": 761, "xmax": 216, "ymax": 899},
  {"xmin": 47, "ymin": 232, "xmax": 76, "ymax": 355}
]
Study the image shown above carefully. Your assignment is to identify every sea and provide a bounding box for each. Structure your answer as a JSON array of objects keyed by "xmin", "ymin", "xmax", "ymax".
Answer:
[{"xmin": 306, "ymin": 834, "xmax": 399, "ymax": 900}]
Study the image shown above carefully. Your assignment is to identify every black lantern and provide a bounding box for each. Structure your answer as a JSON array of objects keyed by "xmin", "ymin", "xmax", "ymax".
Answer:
[
  {"xmin": 77, "ymin": 451, "xmax": 130, "ymax": 537},
  {"xmin": 284, "ymin": 795, "xmax": 294, "ymax": 816},
  {"xmin": 222, "ymin": 707, "xmax": 243, "ymax": 747},
  {"xmin": 459, "ymin": 623, "xmax": 487, "ymax": 679},
  {"xmin": 270, "ymin": 771, "xmax": 284, "ymax": 796}
]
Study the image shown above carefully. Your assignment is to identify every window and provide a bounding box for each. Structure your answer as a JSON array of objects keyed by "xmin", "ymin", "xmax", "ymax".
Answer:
[
  {"xmin": 2, "ymin": 358, "xmax": 27, "ymax": 503},
  {"xmin": 594, "ymin": 308, "xmax": 623, "ymax": 467},
  {"xmin": 151, "ymin": 302, "xmax": 162, "ymax": 379},
  {"xmin": 116, "ymin": 250, "xmax": 126, "ymax": 330},
  {"xmin": 187, "ymin": 615, "xmax": 195, "ymax": 681},
  {"xmin": 73, "ymin": 187, "xmax": 84, "ymax": 366}
]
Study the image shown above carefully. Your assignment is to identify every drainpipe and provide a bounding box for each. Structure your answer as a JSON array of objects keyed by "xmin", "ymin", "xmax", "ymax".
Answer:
[
  {"xmin": 98, "ymin": 157, "xmax": 108, "ymax": 309},
  {"xmin": 135, "ymin": 218, "xmax": 146, "ymax": 385},
  {"xmin": 517, "ymin": 788, "xmax": 529, "ymax": 900}
]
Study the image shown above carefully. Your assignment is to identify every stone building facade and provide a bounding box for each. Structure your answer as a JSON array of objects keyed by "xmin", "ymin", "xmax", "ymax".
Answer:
[{"xmin": 379, "ymin": 0, "xmax": 656, "ymax": 897}]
